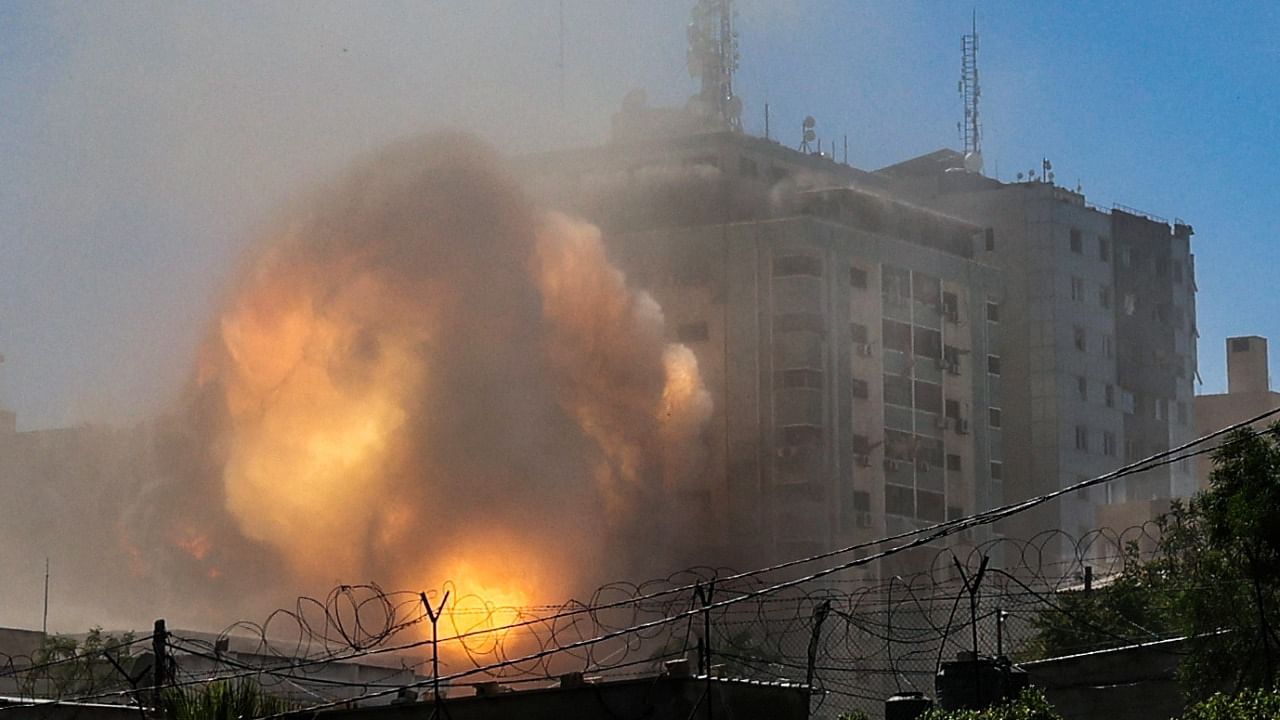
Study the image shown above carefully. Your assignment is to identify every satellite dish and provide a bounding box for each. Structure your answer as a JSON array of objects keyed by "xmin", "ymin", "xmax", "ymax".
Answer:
[
  {"xmin": 803, "ymin": 130, "xmax": 816, "ymax": 142},
  {"xmin": 803, "ymin": 116, "xmax": 816, "ymax": 129}
]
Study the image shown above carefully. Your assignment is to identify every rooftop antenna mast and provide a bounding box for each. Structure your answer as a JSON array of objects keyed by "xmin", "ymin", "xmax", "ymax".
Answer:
[
  {"xmin": 688, "ymin": 0, "xmax": 742, "ymax": 131},
  {"xmin": 959, "ymin": 9, "xmax": 983, "ymax": 174}
]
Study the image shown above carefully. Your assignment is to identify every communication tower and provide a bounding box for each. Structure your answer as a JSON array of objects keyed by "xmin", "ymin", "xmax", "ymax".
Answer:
[
  {"xmin": 687, "ymin": 0, "xmax": 742, "ymax": 131},
  {"xmin": 959, "ymin": 11, "xmax": 983, "ymax": 174}
]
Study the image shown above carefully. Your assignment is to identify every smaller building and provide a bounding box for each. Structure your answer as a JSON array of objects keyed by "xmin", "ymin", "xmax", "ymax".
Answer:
[{"xmin": 1195, "ymin": 336, "xmax": 1280, "ymax": 488}]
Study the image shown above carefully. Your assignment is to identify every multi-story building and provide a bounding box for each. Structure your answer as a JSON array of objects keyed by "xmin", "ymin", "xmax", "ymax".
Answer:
[
  {"xmin": 523, "ymin": 122, "xmax": 1003, "ymax": 571},
  {"xmin": 1195, "ymin": 336, "xmax": 1280, "ymax": 488},
  {"xmin": 878, "ymin": 150, "xmax": 1198, "ymax": 541}
]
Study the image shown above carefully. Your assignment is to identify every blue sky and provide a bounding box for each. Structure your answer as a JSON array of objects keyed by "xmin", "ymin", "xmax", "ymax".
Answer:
[{"xmin": 0, "ymin": 1, "xmax": 1276, "ymax": 428}]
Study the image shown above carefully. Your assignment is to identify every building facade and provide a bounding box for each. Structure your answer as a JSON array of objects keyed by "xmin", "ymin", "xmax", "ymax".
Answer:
[{"xmin": 1195, "ymin": 336, "xmax": 1280, "ymax": 488}]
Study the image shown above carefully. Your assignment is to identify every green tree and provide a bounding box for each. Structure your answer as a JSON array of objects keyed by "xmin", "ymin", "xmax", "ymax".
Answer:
[
  {"xmin": 21, "ymin": 627, "xmax": 139, "ymax": 698},
  {"xmin": 1027, "ymin": 424, "xmax": 1280, "ymax": 701},
  {"xmin": 1180, "ymin": 688, "xmax": 1280, "ymax": 720},
  {"xmin": 917, "ymin": 688, "xmax": 1061, "ymax": 720},
  {"xmin": 161, "ymin": 679, "xmax": 296, "ymax": 720}
]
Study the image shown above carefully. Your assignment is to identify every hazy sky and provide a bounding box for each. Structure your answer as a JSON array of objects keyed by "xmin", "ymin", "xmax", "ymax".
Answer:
[{"xmin": 1, "ymin": 1, "xmax": 1276, "ymax": 430}]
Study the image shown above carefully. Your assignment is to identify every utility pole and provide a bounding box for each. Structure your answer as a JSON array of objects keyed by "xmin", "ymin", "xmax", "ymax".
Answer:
[
  {"xmin": 42, "ymin": 558, "xmax": 49, "ymax": 636},
  {"xmin": 152, "ymin": 619, "xmax": 168, "ymax": 717}
]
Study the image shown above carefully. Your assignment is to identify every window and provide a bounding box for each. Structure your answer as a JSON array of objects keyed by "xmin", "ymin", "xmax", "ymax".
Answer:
[
  {"xmin": 851, "ymin": 378, "xmax": 869, "ymax": 399},
  {"xmin": 984, "ymin": 228, "xmax": 995, "ymax": 252},
  {"xmin": 774, "ymin": 255, "xmax": 822, "ymax": 277},
  {"xmin": 882, "ymin": 265, "xmax": 911, "ymax": 304},
  {"xmin": 1119, "ymin": 246, "xmax": 1132, "ymax": 267},
  {"xmin": 1073, "ymin": 326, "xmax": 1087, "ymax": 352},
  {"xmin": 849, "ymin": 266, "xmax": 868, "ymax": 288},
  {"xmin": 913, "ymin": 327, "xmax": 942, "ymax": 360},
  {"xmin": 917, "ymin": 491, "xmax": 945, "ymax": 522},
  {"xmin": 913, "ymin": 272, "xmax": 941, "ymax": 306},
  {"xmin": 1099, "ymin": 286, "xmax": 1112, "ymax": 309},
  {"xmin": 945, "ymin": 399, "xmax": 962, "ymax": 421},
  {"xmin": 1102, "ymin": 334, "xmax": 1114, "ymax": 358},
  {"xmin": 1070, "ymin": 228, "xmax": 1083, "ymax": 253},
  {"xmin": 1232, "ymin": 337, "xmax": 1252, "ymax": 352},
  {"xmin": 1105, "ymin": 384, "xmax": 1115, "ymax": 408},
  {"xmin": 1123, "ymin": 293, "xmax": 1137, "ymax": 316},
  {"xmin": 850, "ymin": 322, "xmax": 869, "ymax": 344},
  {"xmin": 1103, "ymin": 431, "xmax": 1117, "ymax": 457},
  {"xmin": 1155, "ymin": 398, "xmax": 1167, "ymax": 421},
  {"xmin": 885, "ymin": 484, "xmax": 914, "ymax": 516},
  {"xmin": 778, "ymin": 368, "xmax": 823, "ymax": 389},
  {"xmin": 677, "ymin": 321, "xmax": 709, "ymax": 343},
  {"xmin": 1099, "ymin": 237, "xmax": 1111, "ymax": 262},
  {"xmin": 986, "ymin": 302, "xmax": 1000, "ymax": 322},
  {"xmin": 944, "ymin": 345, "xmax": 961, "ymax": 373},
  {"xmin": 987, "ymin": 355, "xmax": 1002, "ymax": 375},
  {"xmin": 1071, "ymin": 276, "xmax": 1085, "ymax": 301},
  {"xmin": 882, "ymin": 319, "xmax": 912, "ymax": 353},
  {"xmin": 1122, "ymin": 390, "xmax": 1136, "ymax": 414},
  {"xmin": 884, "ymin": 374, "xmax": 913, "ymax": 407},
  {"xmin": 1076, "ymin": 375, "xmax": 1088, "ymax": 401},
  {"xmin": 914, "ymin": 381, "xmax": 942, "ymax": 413},
  {"xmin": 942, "ymin": 292, "xmax": 959, "ymax": 322},
  {"xmin": 1074, "ymin": 425, "xmax": 1090, "ymax": 452},
  {"xmin": 988, "ymin": 407, "xmax": 1002, "ymax": 428},
  {"xmin": 990, "ymin": 461, "xmax": 1004, "ymax": 480},
  {"xmin": 776, "ymin": 313, "xmax": 825, "ymax": 333},
  {"xmin": 946, "ymin": 454, "xmax": 962, "ymax": 472}
]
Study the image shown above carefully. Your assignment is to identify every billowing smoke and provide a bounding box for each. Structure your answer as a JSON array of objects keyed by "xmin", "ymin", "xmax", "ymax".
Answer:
[{"xmin": 128, "ymin": 132, "xmax": 712, "ymax": 626}]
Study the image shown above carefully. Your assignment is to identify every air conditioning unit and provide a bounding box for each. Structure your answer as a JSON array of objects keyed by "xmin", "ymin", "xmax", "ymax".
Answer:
[
  {"xmin": 917, "ymin": 460, "xmax": 931, "ymax": 473},
  {"xmin": 855, "ymin": 511, "xmax": 872, "ymax": 528},
  {"xmin": 944, "ymin": 308, "xmax": 960, "ymax": 324},
  {"xmin": 884, "ymin": 458, "xmax": 901, "ymax": 472},
  {"xmin": 935, "ymin": 357, "xmax": 949, "ymax": 370},
  {"xmin": 946, "ymin": 360, "xmax": 961, "ymax": 376},
  {"xmin": 856, "ymin": 343, "xmax": 875, "ymax": 357},
  {"xmin": 956, "ymin": 419, "xmax": 970, "ymax": 434},
  {"xmin": 854, "ymin": 454, "xmax": 871, "ymax": 468}
]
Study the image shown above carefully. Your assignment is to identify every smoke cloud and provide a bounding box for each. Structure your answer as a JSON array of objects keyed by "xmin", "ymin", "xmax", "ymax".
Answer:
[{"xmin": 107, "ymin": 132, "xmax": 713, "ymax": 628}]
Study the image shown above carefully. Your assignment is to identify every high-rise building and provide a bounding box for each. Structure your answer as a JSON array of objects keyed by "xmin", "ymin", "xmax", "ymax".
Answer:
[
  {"xmin": 523, "ymin": 122, "xmax": 1003, "ymax": 571},
  {"xmin": 878, "ymin": 151, "xmax": 1198, "ymax": 541}
]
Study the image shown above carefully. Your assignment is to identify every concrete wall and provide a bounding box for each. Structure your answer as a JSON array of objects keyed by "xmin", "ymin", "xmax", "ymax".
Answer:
[{"xmin": 1021, "ymin": 638, "xmax": 1187, "ymax": 720}]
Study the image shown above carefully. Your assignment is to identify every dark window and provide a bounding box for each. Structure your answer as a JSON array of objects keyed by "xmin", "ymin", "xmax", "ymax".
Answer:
[
  {"xmin": 990, "ymin": 461, "xmax": 1003, "ymax": 480},
  {"xmin": 946, "ymin": 454, "xmax": 962, "ymax": 472},
  {"xmin": 1099, "ymin": 237, "xmax": 1111, "ymax": 262},
  {"xmin": 1077, "ymin": 375, "xmax": 1088, "ymax": 401},
  {"xmin": 988, "ymin": 407, "xmax": 1002, "ymax": 428},
  {"xmin": 913, "ymin": 327, "xmax": 942, "ymax": 360},
  {"xmin": 944, "ymin": 345, "xmax": 961, "ymax": 373},
  {"xmin": 1232, "ymin": 337, "xmax": 1252, "ymax": 352},
  {"xmin": 885, "ymin": 484, "xmax": 914, "ymax": 516},
  {"xmin": 1099, "ymin": 286, "xmax": 1112, "ymax": 309},
  {"xmin": 852, "ymin": 490, "xmax": 871, "ymax": 512},
  {"xmin": 984, "ymin": 228, "xmax": 995, "ymax": 252},
  {"xmin": 1070, "ymin": 228, "xmax": 1083, "ymax": 253},
  {"xmin": 852, "ymin": 434, "xmax": 872, "ymax": 454},
  {"xmin": 773, "ymin": 255, "xmax": 822, "ymax": 278},
  {"xmin": 987, "ymin": 355, "xmax": 1001, "ymax": 375},
  {"xmin": 780, "ymin": 425, "xmax": 822, "ymax": 446},
  {"xmin": 778, "ymin": 368, "xmax": 823, "ymax": 389},
  {"xmin": 882, "ymin": 319, "xmax": 912, "ymax": 353},
  {"xmin": 1105, "ymin": 384, "xmax": 1115, "ymax": 408},
  {"xmin": 917, "ymin": 491, "xmax": 945, "ymax": 521},
  {"xmin": 850, "ymin": 322, "xmax": 869, "ymax": 344},
  {"xmin": 884, "ymin": 374, "xmax": 913, "ymax": 407},
  {"xmin": 942, "ymin": 292, "xmax": 959, "ymax": 321},
  {"xmin": 1075, "ymin": 425, "xmax": 1089, "ymax": 452},
  {"xmin": 986, "ymin": 302, "xmax": 1000, "ymax": 322},
  {"xmin": 945, "ymin": 399, "xmax": 962, "ymax": 421},
  {"xmin": 851, "ymin": 378, "xmax": 869, "ymax": 399},
  {"xmin": 947, "ymin": 504, "xmax": 965, "ymax": 521},
  {"xmin": 1073, "ymin": 326, "xmax": 1087, "ymax": 352},
  {"xmin": 914, "ymin": 380, "xmax": 942, "ymax": 413},
  {"xmin": 776, "ymin": 313, "xmax": 825, "ymax": 333},
  {"xmin": 676, "ymin": 322, "xmax": 709, "ymax": 343},
  {"xmin": 849, "ymin": 266, "xmax": 868, "ymax": 288}
]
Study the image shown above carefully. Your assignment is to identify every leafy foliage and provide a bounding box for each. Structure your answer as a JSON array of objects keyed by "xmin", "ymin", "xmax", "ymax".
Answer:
[
  {"xmin": 1180, "ymin": 688, "xmax": 1280, "ymax": 720},
  {"xmin": 161, "ymin": 679, "xmax": 296, "ymax": 720},
  {"xmin": 917, "ymin": 688, "xmax": 1061, "ymax": 720},
  {"xmin": 1027, "ymin": 424, "xmax": 1280, "ymax": 701},
  {"xmin": 21, "ymin": 627, "xmax": 140, "ymax": 698}
]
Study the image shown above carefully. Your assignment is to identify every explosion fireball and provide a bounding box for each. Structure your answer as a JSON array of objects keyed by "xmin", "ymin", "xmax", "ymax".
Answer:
[{"xmin": 188, "ymin": 133, "xmax": 712, "ymax": 632}]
